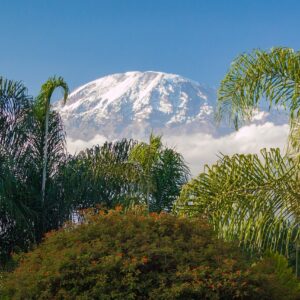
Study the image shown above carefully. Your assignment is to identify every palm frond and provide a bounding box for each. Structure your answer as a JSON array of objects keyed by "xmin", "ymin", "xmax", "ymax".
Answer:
[
  {"xmin": 287, "ymin": 118, "xmax": 300, "ymax": 161},
  {"xmin": 174, "ymin": 148, "xmax": 300, "ymax": 256},
  {"xmin": 34, "ymin": 76, "xmax": 69, "ymax": 119},
  {"xmin": 0, "ymin": 77, "xmax": 33, "ymax": 156},
  {"xmin": 216, "ymin": 47, "xmax": 300, "ymax": 130},
  {"xmin": 0, "ymin": 76, "xmax": 70, "ymax": 262}
]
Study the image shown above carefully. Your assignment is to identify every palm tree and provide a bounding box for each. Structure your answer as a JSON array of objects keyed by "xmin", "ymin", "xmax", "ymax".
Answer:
[
  {"xmin": 151, "ymin": 148, "xmax": 190, "ymax": 212},
  {"xmin": 0, "ymin": 77, "xmax": 35, "ymax": 263},
  {"xmin": 129, "ymin": 134, "xmax": 162, "ymax": 211},
  {"xmin": 175, "ymin": 149, "xmax": 300, "ymax": 255},
  {"xmin": 60, "ymin": 139, "xmax": 140, "ymax": 210},
  {"xmin": 35, "ymin": 77, "xmax": 69, "ymax": 204},
  {"xmin": 0, "ymin": 77, "xmax": 33, "ymax": 155},
  {"xmin": 175, "ymin": 47, "xmax": 300, "ymax": 267},
  {"xmin": 130, "ymin": 134, "xmax": 190, "ymax": 212},
  {"xmin": 0, "ymin": 76, "xmax": 70, "ymax": 264},
  {"xmin": 216, "ymin": 47, "xmax": 300, "ymax": 159}
]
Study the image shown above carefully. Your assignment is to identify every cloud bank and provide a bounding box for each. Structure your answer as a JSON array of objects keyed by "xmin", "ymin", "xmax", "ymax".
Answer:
[
  {"xmin": 66, "ymin": 134, "xmax": 108, "ymax": 154},
  {"xmin": 164, "ymin": 123, "xmax": 289, "ymax": 175},
  {"xmin": 66, "ymin": 122, "xmax": 290, "ymax": 176}
]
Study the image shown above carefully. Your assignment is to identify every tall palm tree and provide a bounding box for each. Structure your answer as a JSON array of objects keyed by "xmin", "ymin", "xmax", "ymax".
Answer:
[
  {"xmin": 175, "ymin": 47, "xmax": 300, "ymax": 266},
  {"xmin": 0, "ymin": 76, "xmax": 70, "ymax": 264},
  {"xmin": 35, "ymin": 77, "xmax": 69, "ymax": 204}
]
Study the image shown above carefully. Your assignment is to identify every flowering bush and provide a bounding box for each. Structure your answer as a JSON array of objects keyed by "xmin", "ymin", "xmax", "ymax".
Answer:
[{"xmin": 1, "ymin": 207, "xmax": 300, "ymax": 299}]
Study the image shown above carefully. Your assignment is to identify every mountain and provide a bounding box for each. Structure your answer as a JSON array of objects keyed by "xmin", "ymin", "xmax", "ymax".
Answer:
[{"xmin": 56, "ymin": 70, "xmax": 288, "ymax": 142}]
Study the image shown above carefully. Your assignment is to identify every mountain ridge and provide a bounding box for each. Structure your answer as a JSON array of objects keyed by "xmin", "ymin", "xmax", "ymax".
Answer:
[{"xmin": 56, "ymin": 71, "xmax": 288, "ymax": 142}]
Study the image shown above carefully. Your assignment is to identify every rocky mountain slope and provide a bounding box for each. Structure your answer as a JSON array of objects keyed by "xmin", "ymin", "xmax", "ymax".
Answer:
[{"xmin": 56, "ymin": 71, "xmax": 288, "ymax": 142}]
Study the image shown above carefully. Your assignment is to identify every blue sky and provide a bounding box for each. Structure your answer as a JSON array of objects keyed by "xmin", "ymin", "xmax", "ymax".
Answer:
[{"xmin": 1, "ymin": 0, "xmax": 300, "ymax": 95}]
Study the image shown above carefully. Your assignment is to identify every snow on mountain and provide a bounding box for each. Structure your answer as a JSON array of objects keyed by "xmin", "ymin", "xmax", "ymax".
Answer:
[
  {"xmin": 56, "ymin": 71, "xmax": 289, "ymax": 175},
  {"xmin": 57, "ymin": 71, "xmax": 288, "ymax": 141},
  {"xmin": 56, "ymin": 71, "xmax": 220, "ymax": 141}
]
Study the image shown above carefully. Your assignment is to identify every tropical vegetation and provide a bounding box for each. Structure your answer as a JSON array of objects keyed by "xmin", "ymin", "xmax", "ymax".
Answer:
[
  {"xmin": 176, "ymin": 47, "xmax": 300, "ymax": 274},
  {"xmin": 2, "ymin": 207, "xmax": 300, "ymax": 299},
  {"xmin": 0, "ymin": 77, "xmax": 189, "ymax": 265},
  {"xmin": 0, "ymin": 77, "xmax": 69, "ymax": 264},
  {"xmin": 2, "ymin": 46, "xmax": 300, "ymax": 298}
]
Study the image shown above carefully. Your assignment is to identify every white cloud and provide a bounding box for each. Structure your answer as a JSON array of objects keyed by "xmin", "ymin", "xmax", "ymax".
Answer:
[
  {"xmin": 65, "ymin": 122, "xmax": 290, "ymax": 176},
  {"xmin": 66, "ymin": 134, "xmax": 107, "ymax": 154},
  {"xmin": 164, "ymin": 122, "xmax": 290, "ymax": 176}
]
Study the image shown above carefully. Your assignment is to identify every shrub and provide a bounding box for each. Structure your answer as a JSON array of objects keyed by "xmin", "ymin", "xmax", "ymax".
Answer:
[{"xmin": 1, "ymin": 208, "xmax": 300, "ymax": 299}]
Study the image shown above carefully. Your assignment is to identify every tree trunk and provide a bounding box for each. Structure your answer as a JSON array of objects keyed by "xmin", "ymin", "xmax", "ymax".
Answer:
[
  {"xmin": 146, "ymin": 181, "xmax": 150, "ymax": 213},
  {"xmin": 41, "ymin": 107, "xmax": 50, "ymax": 204}
]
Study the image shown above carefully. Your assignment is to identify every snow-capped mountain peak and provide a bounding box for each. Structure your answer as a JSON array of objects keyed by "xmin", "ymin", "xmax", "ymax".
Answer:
[
  {"xmin": 57, "ymin": 71, "xmax": 217, "ymax": 140},
  {"xmin": 56, "ymin": 71, "xmax": 289, "ymax": 175}
]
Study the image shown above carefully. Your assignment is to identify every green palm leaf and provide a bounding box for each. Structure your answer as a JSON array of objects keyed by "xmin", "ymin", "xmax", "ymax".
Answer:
[
  {"xmin": 216, "ymin": 47, "xmax": 300, "ymax": 158},
  {"xmin": 34, "ymin": 76, "xmax": 69, "ymax": 204},
  {"xmin": 174, "ymin": 149, "xmax": 300, "ymax": 256},
  {"xmin": 0, "ymin": 76, "xmax": 70, "ymax": 263}
]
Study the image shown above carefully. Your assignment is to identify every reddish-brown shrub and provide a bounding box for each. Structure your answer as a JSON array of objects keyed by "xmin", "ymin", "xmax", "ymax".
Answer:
[{"xmin": 1, "ymin": 208, "xmax": 300, "ymax": 299}]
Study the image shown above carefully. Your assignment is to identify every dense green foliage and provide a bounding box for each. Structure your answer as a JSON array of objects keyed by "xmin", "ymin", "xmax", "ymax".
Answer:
[
  {"xmin": 2, "ymin": 48, "xmax": 300, "ymax": 297},
  {"xmin": 175, "ymin": 47, "xmax": 300, "ymax": 269},
  {"xmin": 59, "ymin": 135, "xmax": 189, "ymax": 213},
  {"xmin": 2, "ymin": 208, "xmax": 299, "ymax": 300},
  {"xmin": 0, "ymin": 77, "xmax": 68, "ymax": 264},
  {"xmin": 58, "ymin": 139, "xmax": 141, "ymax": 210},
  {"xmin": 129, "ymin": 134, "xmax": 190, "ymax": 212},
  {"xmin": 175, "ymin": 149, "xmax": 300, "ymax": 257},
  {"xmin": 0, "ymin": 76, "xmax": 189, "ymax": 265}
]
